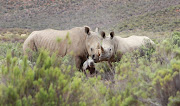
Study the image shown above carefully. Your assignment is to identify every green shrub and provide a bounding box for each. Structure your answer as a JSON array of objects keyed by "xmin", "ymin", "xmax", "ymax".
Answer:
[
  {"xmin": 168, "ymin": 92, "xmax": 180, "ymax": 106},
  {"xmin": 172, "ymin": 32, "xmax": 180, "ymax": 47},
  {"xmin": 0, "ymin": 31, "xmax": 180, "ymax": 105}
]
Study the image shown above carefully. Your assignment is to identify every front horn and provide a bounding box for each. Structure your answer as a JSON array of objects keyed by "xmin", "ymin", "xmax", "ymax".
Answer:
[{"xmin": 101, "ymin": 46, "xmax": 105, "ymax": 52}]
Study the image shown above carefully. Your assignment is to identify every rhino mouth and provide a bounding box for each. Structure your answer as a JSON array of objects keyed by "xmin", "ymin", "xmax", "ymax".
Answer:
[
  {"xmin": 99, "ymin": 55, "xmax": 111, "ymax": 61},
  {"xmin": 93, "ymin": 58, "xmax": 99, "ymax": 63}
]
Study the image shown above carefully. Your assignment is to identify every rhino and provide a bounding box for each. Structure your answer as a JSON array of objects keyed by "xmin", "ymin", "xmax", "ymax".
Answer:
[
  {"xmin": 99, "ymin": 31, "xmax": 155, "ymax": 65},
  {"xmin": 23, "ymin": 26, "xmax": 103, "ymax": 69}
]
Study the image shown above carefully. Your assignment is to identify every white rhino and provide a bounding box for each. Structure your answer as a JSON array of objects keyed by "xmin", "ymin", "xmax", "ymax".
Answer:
[
  {"xmin": 99, "ymin": 31, "xmax": 155, "ymax": 63},
  {"xmin": 23, "ymin": 26, "xmax": 103, "ymax": 69}
]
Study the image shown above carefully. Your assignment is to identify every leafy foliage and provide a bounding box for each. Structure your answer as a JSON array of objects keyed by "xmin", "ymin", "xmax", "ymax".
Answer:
[{"xmin": 0, "ymin": 31, "xmax": 180, "ymax": 105}]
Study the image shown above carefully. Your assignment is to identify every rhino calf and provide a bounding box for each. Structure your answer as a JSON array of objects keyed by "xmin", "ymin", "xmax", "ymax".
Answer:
[{"xmin": 83, "ymin": 56, "xmax": 97, "ymax": 76}]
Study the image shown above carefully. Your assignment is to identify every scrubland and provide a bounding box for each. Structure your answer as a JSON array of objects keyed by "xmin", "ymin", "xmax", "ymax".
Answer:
[
  {"xmin": 0, "ymin": 0, "xmax": 180, "ymax": 105},
  {"xmin": 0, "ymin": 31, "xmax": 180, "ymax": 106}
]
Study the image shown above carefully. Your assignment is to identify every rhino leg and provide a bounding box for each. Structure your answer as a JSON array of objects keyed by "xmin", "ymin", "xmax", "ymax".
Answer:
[
  {"xmin": 75, "ymin": 56, "xmax": 89, "ymax": 77},
  {"xmin": 23, "ymin": 39, "xmax": 39, "ymax": 62},
  {"xmin": 75, "ymin": 56, "xmax": 83, "ymax": 70}
]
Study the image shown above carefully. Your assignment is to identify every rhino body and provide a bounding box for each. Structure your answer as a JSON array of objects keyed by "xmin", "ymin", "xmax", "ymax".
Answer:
[
  {"xmin": 23, "ymin": 26, "xmax": 102, "ymax": 69},
  {"xmin": 99, "ymin": 32, "xmax": 155, "ymax": 62}
]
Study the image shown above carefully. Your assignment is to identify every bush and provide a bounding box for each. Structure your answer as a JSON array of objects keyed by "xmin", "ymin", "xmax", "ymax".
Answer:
[
  {"xmin": 172, "ymin": 32, "xmax": 180, "ymax": 47},
  {"xmin": 0, "ymin": 31, "xmax": 180, "ymax": 105}
]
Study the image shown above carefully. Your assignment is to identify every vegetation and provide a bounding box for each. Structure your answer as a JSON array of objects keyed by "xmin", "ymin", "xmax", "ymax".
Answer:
[
  {"xmin": 114, "ymin": 5, "xmax": 180, "ymax": 32},
  {"xmin": 0, "ymin": 0, "xmax": 180, "ymax": 105},
  {"xmin": 0, "ymin": 0, "xmax": 179, "ymax": 31},
  {"xmin": 0, "ymin": 31, "xmax": 180, "ymax": 105}
]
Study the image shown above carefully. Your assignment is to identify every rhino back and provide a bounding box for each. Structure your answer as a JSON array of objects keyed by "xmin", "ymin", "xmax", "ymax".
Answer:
[
  {"xmin": 115, "ymin": 36, "xmax": 131, "ymax": 53},
  {"xmin": 28, "ymin": 27, "xmax": 87, "ymax": 56},
  {"xmin": 127, "ymin": 36, "xmax": 154, "ymax": 47},
  {"xmin": 116, "ymin": 35, "xmax": 154, "ymax": 53}
]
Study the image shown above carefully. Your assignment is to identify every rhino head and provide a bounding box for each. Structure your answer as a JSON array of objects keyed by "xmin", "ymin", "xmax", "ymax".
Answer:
[
  {"xmin": 99, "ymin": 31, "xmax": 116, "ymax": 61},
  {"xmin": 85, "ymin": 26, "xmax": 103, "ymax": 63}
]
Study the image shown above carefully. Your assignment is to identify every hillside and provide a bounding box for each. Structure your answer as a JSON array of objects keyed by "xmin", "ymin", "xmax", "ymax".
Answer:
[
  {"xmin": 0, "ymin": 0, "xmax": 179, "ymax": 32},
  {"xmin": 114, "ymin": 5, "xmax": 180, "ymax": 32}
]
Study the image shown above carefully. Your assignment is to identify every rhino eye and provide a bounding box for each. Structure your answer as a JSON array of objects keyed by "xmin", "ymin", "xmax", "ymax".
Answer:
[
  {"xmin": 109, "ymin": 48, "xmax": 111, "ymax": 51},
  {"xmin": 91, "ymin": 48, "xmax": 93, "ymax": 51},
  {"xmin": 92, "ymin": 54, "xmax": 95, "ymax": 59}
]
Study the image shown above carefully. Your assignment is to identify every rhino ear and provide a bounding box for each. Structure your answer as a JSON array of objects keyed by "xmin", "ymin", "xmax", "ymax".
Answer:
[
  {"xmin": 110, "ymin": 31, "xmax": 114, "ymax": 39},
  {"xmin": 95, "ymin": 27, "xmax": 99, "ymax": 33},
  {"xmin": 100, "ymin": 31, "xmax": 105, "ymax": 39},
  {"xmin": 85, "ymin": 26, "xmax": 90, "ymax": 35}
]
